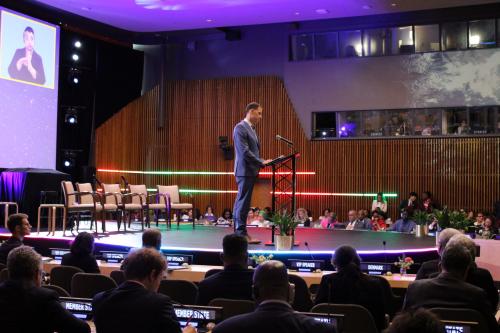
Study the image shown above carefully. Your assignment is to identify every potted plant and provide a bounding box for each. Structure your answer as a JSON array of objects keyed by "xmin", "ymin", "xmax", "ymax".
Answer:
[
  {"xmin": 272, "ymin": 211, "xmax": 299, "ymax": 250},
  {"xmin": 413, "ymin": 210, "xmax": 429, "ymax": 237},
  {"xmin": 449, "ymin": 210, "xmax": 472, "ymax": 232}
]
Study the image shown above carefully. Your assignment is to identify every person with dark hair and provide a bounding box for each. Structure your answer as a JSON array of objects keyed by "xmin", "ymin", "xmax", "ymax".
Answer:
[
  {"xmin": 371, "ymin": 192, "xmax": 388, "ymax": 217},
  {"xmin": 314, "ymin": 245, "xmax": 387, "ymax": 331},
  {"xmin": 0, "ymin": 213, "xmax": 31, "ymax": 264},
  {"xmin": 216, "ymin": 208, "xmax": 233, "ymax": 226},
  {"xmin": 403, "ymin": 244, "xmax": 498, "ymax": 333},
  {"xmin": 203, "ymin": 205, "xmax": 217, "ymax": 223},
  {"xmin": 142, "ymin": 228, "xmax": 162, "ymax": 250},
  {"xmin": 8, "ymin": 26, "xmax": 46, "ymax": 85},
  {"xmin": 387, "ymin": 209, "xmax": 416, "ymax": 233},
  {"xmin": 232, "ymin": 102, "xmax": 272, "ymax": 244},
  {"xmin": 398, "ymin": 192, "xmax": 420, "ymax": 217},
  {"xmin": 477, "ymin": 216, "xmax": 498, "ymax": 239},
  {"xmin": 93, "ymin": 248, "xmax": 195, "ymax": 333},
  {"xmin": 213, "ymin": 260, "xmax": 334, "ymax": 333},
  {"xmin": 61, "ymin": 232, "xmax": 99, "ymax": 273},
  {"xmin": 421, "ymin": 191, "xmax": 440, "ymax": 213},
  {"xmin": 385, "ymin": 309, "xmax": 444, "ymax": 333},
  {"xmin": 197, "ymin": 233, "xmax": 254, "ymax": 305},
  {"xmin": 0, "ymin": 246, "xmax": 90, "ymax": 333}
]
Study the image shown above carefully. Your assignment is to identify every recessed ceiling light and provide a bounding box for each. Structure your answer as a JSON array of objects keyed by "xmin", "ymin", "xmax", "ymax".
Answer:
[
  {"xmin": 315, "ymin": 9, "xmax": 329, "ymax": 14},
  {"xmin": 362, "ymin": 5, "xmax": 372, "ymax": 10},
  {"xmin": 294, "ymin": 11, "xmax": 300, "ymax": 16},
  {"xmin": 81, "ymin": 6, "xmax": 91, "ymax": 11},
  {"xmin": 206, "ymin": 19, "xmax": 213, "ymax": 23},
  {"xmin": 391, "ymin": 3, "xmax": 397, "ymax": 6}
]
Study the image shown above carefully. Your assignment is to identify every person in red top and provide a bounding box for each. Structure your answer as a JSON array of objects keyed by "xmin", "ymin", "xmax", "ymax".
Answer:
[{"xmin": 371, "ymin": 211, "xmax": 386, "ymax": 231}]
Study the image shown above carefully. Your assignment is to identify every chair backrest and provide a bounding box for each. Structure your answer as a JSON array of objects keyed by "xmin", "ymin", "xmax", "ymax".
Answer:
[
  {"xmin": 110, "ymin": 270, "xmax": 126, "ymax": 285},
  {"xmin": 42, "ymin": 284, "xmax": 71, "ymax": 297},
  {"xmin": 288, "ymin": 274, "xmax": 313, "ymax": 312},
  {"xmin": 103, "ymin": 184, "xmax": 122, "ymax": 204},
  {"xmin": 0, "ymin": 263, "xmax": 6, "ymax": 271},
  {"xmin": 204, "ymin": 268, "xmax": 223, "ymax": 279},
  {"xmin": 75, "ymin": 183, "xmax": 95, "ymax": 205},
  {"xmin": 312, "ymin": 303, "xmax": 378, "ymax": 333},
  {"xmin": 0, "ymin": 268, "xmax": 9, "ymax": 283},
  {"xmin": 429, "ymin": 307, "xmax": 489, "ymax": 333},
  {"xmin": 371, "ymin": 275, "xmax": 400, "ymax": 318},
  {"xmin": 157, "ymin": 185, "xmax": 180, "ymax": 204},
  {"xmin": 61, "ymin": 181, "xmax": 76, "ymax": 207},
  {"xmin": 71, "ymin": 273, "xmax": 117, "ymax": 298},
  {"xmin": 208, "ymin": 298, "xmax": 255, "ymax": 320},
  {"xmin": 158, "ymin": 279, "xmax": 198, "ymax": 304},
  {"xmin": 50, "ymin": 265, "xmax": 84, "ymax": 294},
  {"xmin": 128, "ymin": 185, "xmax": 147, "ymax": 204}
]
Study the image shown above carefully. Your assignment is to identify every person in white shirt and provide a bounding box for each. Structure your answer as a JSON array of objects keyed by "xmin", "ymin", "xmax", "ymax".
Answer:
[{"xmin": 371, "ymin": 192, "xmax": 387, "ymax": 217}]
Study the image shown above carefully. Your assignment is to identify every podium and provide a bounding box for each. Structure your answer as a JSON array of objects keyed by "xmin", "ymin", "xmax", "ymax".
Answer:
[{"xmin": 266, "ymin": 152, "xmax": 300, "ymax": 215}]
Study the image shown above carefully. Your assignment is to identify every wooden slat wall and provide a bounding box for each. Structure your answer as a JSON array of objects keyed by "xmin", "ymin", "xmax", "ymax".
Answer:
[{"xmin": 95, "ymin": 76, "xmax": 500, "ymax": 220}]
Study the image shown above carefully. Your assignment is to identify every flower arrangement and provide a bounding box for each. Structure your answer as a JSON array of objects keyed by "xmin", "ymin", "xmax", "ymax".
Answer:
[
  {"xmin": 394, "ymin": 255, "xmax": 414, "ymax": 275},
  {"xmin": 251, "ymin": 254, "xmax": 273, "ymax": 265},
  {"xmin": 272, "ymin": 210, "xmax": 300, "ymax": 236}
]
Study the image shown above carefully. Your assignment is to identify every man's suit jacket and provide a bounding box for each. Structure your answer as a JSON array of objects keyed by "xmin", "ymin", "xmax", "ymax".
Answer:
[
  {"xmin": 404, "ymin": 272, "xmax": 499, "ymax": 333},
  {"xmin": 92, "ymin": 281, "xmax": 181, "ymax": 333},
  {"xmin": 8, "ymin": 48, "xmax": 46, "ymax": 85},
  {"xmin": 212, "ymin": 301, "xmax": 335, "ymax": 333},
  {"xmin": 197, "ymin": 265, "xmax": 254, "ymax": 305},
  {"xmin": 0, "ymin": 280, "xmax": 90, "ymax": 333},
  {"xmin": 233, "ymin": 120, "xmax": 264, "ymax": 177},
  {"xmin": 0, "ymin": 236, "xmax": 23, "ymax": 264},
  {"xmin": 416, "ymin": 260, "xmax": 499, "ymax": 312}
]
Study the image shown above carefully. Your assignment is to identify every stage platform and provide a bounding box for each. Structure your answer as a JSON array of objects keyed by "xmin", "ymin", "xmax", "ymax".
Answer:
[{"xmin": 0, "ymin": 221, "xmax": 439, "ymax": 271}]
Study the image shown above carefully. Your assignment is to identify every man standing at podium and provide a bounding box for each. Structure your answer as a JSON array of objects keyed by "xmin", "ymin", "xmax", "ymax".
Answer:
[{"xmin": 233, "ymin": 102, "xmax": 272, "ymax": 244}]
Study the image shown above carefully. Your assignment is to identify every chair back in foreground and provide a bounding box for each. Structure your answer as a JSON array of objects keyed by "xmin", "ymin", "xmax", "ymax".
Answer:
[
  {"xmin": 42, "ymin": 284, "xmax": 71, "ymax": 297},
  {"xmin": 71, "ymin": 273, "xmax": 117, "ymax": 298},
  {"xmin": 312, "ymin": 303, "xmax": 377, "ymax": 333},
  {"xmin": 288, "ymin": 274, "xmax": 314, "ymax": 312},
  {"xmin": 204, "ymin": 268, "xmax": 222, "ymax": 279},
  {"xmin": 0, "ymin": 268, "xmax": 8, "ymax": 283},
  {"xmin": 158, "ymin": 279, "xmax": 198, "ymax": 305},
  {"xmin": 110, "ymin": 270, "xmax": 126, "ymax": 285},
  {"xmin": 429, "ymin": 307, "xmax": 488, "ymax": 333},
  {"xmin": 208, "ymin": 298, "xmax": 255, "ymax": 320},
  {"xmin": 50, "ymin": 265, "xmax": 84, "ymax": 295}
]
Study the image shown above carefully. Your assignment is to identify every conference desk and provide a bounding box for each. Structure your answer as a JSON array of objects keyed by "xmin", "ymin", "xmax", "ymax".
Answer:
[{"xmin": 43, "ymin": 260, "xmax": 415, "ymax": 289}]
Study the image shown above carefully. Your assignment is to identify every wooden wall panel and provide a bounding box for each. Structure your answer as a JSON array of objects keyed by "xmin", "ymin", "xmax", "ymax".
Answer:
[{"xmin": 95, "ymin": 77, "xmax": 500, "ymax": 220}]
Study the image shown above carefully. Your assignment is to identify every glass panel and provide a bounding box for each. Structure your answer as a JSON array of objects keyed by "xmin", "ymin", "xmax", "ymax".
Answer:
[
  {"xmin": 469, "ymin": 19, "xmax": 496, "ymax": 49},
  {"xmin": 441, "ymin": 22, "xmax": 467, "ymax": 51},
  {"xmin": 443, "ymin": 108, "xmax": 468, "ymax": 135},
  {"xmin": 469, "ymin": 106, "xmax": 496, "ymax": 134},
  {"xmin": 413, "ymin": 109, "xmax": 442, "ymax": 136},
  {"xmin": 314, "ymin": 32, "xmax": 339, "ymax": 59},
  {"xmin": 290, "ymin": 34, "xmax": 314, "ymax": 61},
  {"xmin": 360, "ymin": 110, "xmax": 386, "ymax": 137},
  {"xmin": 415, "ymin": 24, "xmax": 440, "ymax": 52},
  {"xmin": 337, "ymin": 112, "xmax": 361, "ymax": 137},
  {"xmin": 383, "ymin": 110, "xmax": 413, "ymax": 136},
  {"xmin": 313, "ymin": 112, "xmax": 336, "ymax": 138},
  {"xmin": 339, "ymin": 30, "xmax": 362, "ymax": 57},
  {"xmin": 363, "ymin": 28, "xmax": 390, "ymax": 56},
  {"xmin": 390, "ymin": 26, "xmax": 414, "ymax": 54}
]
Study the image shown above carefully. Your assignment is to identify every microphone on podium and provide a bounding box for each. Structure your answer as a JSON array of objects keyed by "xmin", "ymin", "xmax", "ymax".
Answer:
[{"xmin": 275, "ymin": 134, "xmax": 294, "ymax": 146}]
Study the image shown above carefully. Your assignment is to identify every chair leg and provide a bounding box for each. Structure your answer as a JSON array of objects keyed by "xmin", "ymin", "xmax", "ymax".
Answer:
[
  {"xmin": 128, "ymin": 211, "xmax": 132, "ymax": 228},
  {"xmin": 37, "ymin": 206, "xmax": 42, "ymax": 234},
  {"xmin": 102, "ymin": 211, "xmax": 106, "ymax": 233},
  {"xmin": 76, "ymin": 213, "xmax": 80, "ymax": 232},
  {"xmin": 62, "ymin": 208, "xmax": 67, "ymax": 236},
  {"xmin": 140, "ymin": 210, "xmax": 144, "ymax": 231},
  {"xmin": 177, "ymin": 210, "xmax": 180, "ymax": 229},
  {"xmin": 46, "ymin": 208, "xmax": 52, "ymax": 236}
]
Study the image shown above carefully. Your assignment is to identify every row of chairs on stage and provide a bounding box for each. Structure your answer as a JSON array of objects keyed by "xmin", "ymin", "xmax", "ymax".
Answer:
[{"xmin": 40, "ymin": 181, "xmax": 194, "ymax": 235}]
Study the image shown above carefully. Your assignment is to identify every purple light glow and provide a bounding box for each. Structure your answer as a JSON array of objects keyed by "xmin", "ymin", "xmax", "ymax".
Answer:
[{"xmin": 0, "ymin": 171, "xmax": 27, "ymax": 202}]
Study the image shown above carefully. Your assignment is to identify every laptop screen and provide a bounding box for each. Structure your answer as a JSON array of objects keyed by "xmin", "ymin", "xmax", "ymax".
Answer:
[
  {"xmin": 443, "ymin": 321, "xmax": 477, "ymax": 333},
  {"xmin": 60, "ymin": 297, "xmax": 93, "ymax": 321},
  {"xmin": 174, "ymin": 305, "xmax": 223, "ymax": 332},
  {"xmin": 299, "ymin": 312, "xmax": 344, "ymax": 332}
]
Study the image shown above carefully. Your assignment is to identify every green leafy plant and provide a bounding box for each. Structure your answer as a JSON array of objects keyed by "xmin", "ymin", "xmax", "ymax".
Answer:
[
  {"xmin": 251, "ymin": 254, "xmax": 273, "ymax": 265},
  {"xmin": 434, "ymin": 207, "xmax": 450, "ymax": 229},
  {"xmin": 272, "ymin": 211, "xmax": 300, "ymax": 236},
  {"xmin": 413, "ymin": 210, "xmax": 429, "ymax": 226},
  {"xmin": 448, "ymin": 210, "xmax": 472, "ymax": 231}
]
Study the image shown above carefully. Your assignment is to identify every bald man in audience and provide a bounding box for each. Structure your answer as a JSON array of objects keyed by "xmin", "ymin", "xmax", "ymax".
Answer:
[
  {"xmin": 416, "ymin": 228, "xmax": 460, "ymax": 280},
  {"xmin": 213, "ymin": 260, "xmax": 335, "ymax": 333}
]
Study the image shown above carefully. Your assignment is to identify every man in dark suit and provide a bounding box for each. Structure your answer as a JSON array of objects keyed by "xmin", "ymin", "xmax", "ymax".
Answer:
[
  {"xmin": 233, "ymin": 102, "xmax": 271, "ymax": 243},
  {"xmin": 8, "ymin": 26, "xmax": 46, "ymax": 85},
  {"xmin": 0, "ymin": 213, "xmax": 31, "ymax": 264},
  {"xmin": 416, "ymin": 228, "xmax": 460, "ymax": 280},
  {"xmin": 92, "ymin": 248, "xmax": 195, "ymax": 333},
  {"xmin": 197, "ymin": 233, "xmax": 254, "ymax": 305},
  {"xmin": 0, "ymin": 246, "xmax": 90, "ymax": 333},
  {"xmin": 403, "ymin": 244, "xmax": 499, "ymax": 333},
  {"xmin": 398, "ymin": 192, "xmax": 420, "ymax": 217},
  {"xmin": 213, "ymin": 260, "xmax": 334, "ymax": 333}
]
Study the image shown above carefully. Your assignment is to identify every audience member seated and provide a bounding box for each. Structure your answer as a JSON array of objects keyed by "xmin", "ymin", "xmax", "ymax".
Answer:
[
  {"xmin": 319, "ymin": 211, "xmax": 341, "ymax": 229},
  {"xmin": 121, "ymin": 228, "xmax": 162, "ymax": 270},
  {"xmin": 403, "ymin": 244, "xmax": 498, "ymax": 333},
  {"xmin": 398, "ymin": 192, "xmax": 420, "ymax": 217},
  {"xmin": 477, "ymin": 216, "xmax": 498, "ymax": 239},
  {"xmin": 294, "ymin": 208, "xmax": 310, "ymax": 227},
  {"xmin": 421, "ymin": 191, "xmax": 440, "ymax": 213},
  {"xmin": 61, "ymin": 232, "xmax": 100, "ymax": 273},
  {"xmin": 0, "ymin": 246, "xmax": 90, "ymax": 333},
  {"xmin": 314, "ymin": 245, "xmax": 387, "ymax": 331},
  {"xmin": 357, "ymin": 209, "xmax": 372, "ymax": 229},
  {"xmin": 213, "ymin": 260, "xmax": 334, "ymax": 333},
  {"xmin": 318, "ymin": 208, "xmax": 331, "ymax": 222},
  {"xmin": 262, "ymin": 207, "xmax": 272, "ymax": 221},
  {"xmin": 427, "ymin": 215, "xmax": 439, "ymax": 232},
  {"xmin": 203, "ymin": 205, "xmax": 217, "ymax": 223},
  {"xmin": 197, "ymin": 233, "xmax": 254, "ymax": 305},
  {"xmin": 246, "ymin": 208, "xmax": 256, "ymax": 225},
  {"xmin": 0, "ymin": 213, "xmax": 31, "ymax": 264},
  {"xmin": 473, "ymin": 211, "xmax": 485, "ymax": 228},
  {"xmin": 371, "ymin": 211, "xmax": 386, "ymax": 231},
  {"xmin": 387, "ymin": 209, "xmax": 416, "ymax": 233},
  {"xmin": 371, "ymin": 192, "xmax": 388, "ymax": 217},
  {"xmin": 385, "ymin": 308, "xmax": 444, "ymax": 333},
  {"xmin": 216, "ymin": 209, "xmax": 233, "ymax": 226},
  {"xmin": 93, "ymin": 248, "xmax": 195, "ymax": 333},
  {"xmin": 416, "ymin": 228, "xmax": 460, "ymax": 280},
  {"xmin": 345, "ymin": 209, "xmax": 371, "ymax": 230}
]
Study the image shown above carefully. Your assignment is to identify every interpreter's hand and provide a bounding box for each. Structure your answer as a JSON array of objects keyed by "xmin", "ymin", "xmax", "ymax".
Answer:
[
  {"xmin": 16, "ymin": 57, "xmax": 28, "ymax": 70},
  {"xmin": 182, "ymin": 324, "xmax": 197, "ymax": 333}
]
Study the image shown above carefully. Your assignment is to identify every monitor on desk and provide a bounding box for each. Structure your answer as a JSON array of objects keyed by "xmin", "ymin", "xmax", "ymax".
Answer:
[
  {"xmin": 173, "ymin": 305, "xmax": 223, "ymax": 333},
  {"xmin": 60, "ymin": 297, "xmax": 93, "ymax": 321},
  {"xmin": 49, "ymin": 248, "xmax": 70, "ymax": 261},
  {"xmin": 299, "ymin": 312, "xmax": 344, "ymax": 332},
  {"xmin": 443, "ymin": 321, "xmax": 478, "ymax": 333}
]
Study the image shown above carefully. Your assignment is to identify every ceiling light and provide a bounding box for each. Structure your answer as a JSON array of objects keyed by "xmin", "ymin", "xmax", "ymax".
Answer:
[
  {"xmin": 74, "ymin": 41, "xmax": 82, "ymax": 48},
  {"xmin": 294, "ymin": 11, "xmax": 300, "ymax": 16},
  {"xmin": 72, "ymin": 54, "xmax": 79, "ymax": 61},
  {"xmin": 206, "ymin": 19, "xmax": 213, "ymax": 23},
  {"xmin": 315, "ymin": 9, "xmax": 329, "ymax": 14},
  {"xmin": 470, "ymin": 35, "xmax": 480, "ymax": 45},
  {"xmin": 362, "ymin": 5, "xmax": 372, "ymax": 10}
]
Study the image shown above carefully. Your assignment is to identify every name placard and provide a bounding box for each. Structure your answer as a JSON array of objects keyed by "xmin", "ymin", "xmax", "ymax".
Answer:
[
  {"xmin": 360, "ymin": 262, "xmax": 392, "ymax": 275},
  {"xmin": 288, "ymin": 259, "xmax": 324, "ymax": 272}
]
